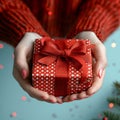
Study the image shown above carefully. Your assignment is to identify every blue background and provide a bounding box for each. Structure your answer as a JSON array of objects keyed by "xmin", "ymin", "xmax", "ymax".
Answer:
[{"xmin": 0, "ymin": 28, "xmax": 120, "ymax": 120}]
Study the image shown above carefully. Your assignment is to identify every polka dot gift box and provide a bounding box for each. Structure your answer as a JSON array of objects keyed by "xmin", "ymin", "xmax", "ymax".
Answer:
[{"xmin": 32, "ymin": 37, "xmax": 93, "ymax": 97}]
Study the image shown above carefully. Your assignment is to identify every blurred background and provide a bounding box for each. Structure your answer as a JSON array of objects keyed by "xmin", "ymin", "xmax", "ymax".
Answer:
[{"xmin": 0, "ymin": 28, "xmax": 120, "ymax": 120}]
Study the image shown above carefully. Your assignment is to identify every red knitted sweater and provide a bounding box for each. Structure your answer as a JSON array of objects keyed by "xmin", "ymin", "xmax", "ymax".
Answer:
[{"xmin": 0, "ymin": 0, "xmax": 120, "ymax": 46}]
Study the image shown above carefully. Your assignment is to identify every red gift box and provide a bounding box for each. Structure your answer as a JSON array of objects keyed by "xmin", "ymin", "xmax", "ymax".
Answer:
[{"xmin": 32, "ymin": 37, "xmax": 93, "ymax": 97}]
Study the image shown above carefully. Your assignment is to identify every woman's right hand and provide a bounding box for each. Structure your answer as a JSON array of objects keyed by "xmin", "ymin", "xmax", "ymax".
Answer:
[
  {"xmin": 63, "ymin": 31, "xmax": 107, "ymax": 102},
  {"xmin": 13, "ymin": 32, "xmax": 63, "ymax": 104}
]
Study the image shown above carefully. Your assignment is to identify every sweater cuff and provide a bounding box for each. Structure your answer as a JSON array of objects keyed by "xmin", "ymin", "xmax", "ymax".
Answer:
[
  {"xmin": 67, "ymin": 1, "xmax": 120, "ymax": 42},
  {"xmin": 0, "ymin": 0, "xmax": 49, "ymax": 46}
]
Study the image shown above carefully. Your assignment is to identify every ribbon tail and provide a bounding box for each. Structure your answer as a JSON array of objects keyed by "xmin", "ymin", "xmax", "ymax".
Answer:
[
  {"xmin": 38, "ymin": 56, "xmax": 57, "ymax": 65},
  {"xmin": 54, "ymin": 58, "xmax": 68, "ymax": 96}
]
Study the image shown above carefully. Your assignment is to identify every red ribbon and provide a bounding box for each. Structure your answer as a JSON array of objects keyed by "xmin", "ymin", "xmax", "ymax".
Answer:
[{"xmin": 37, "ymin": 37, "xmax": 89, "ymax": 96}]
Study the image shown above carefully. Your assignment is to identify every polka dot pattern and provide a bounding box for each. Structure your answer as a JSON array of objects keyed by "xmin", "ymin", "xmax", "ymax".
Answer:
[
  {"xmin": 67, "ymin": 40, "xmax": 93, "ymax": 94},
  {"xmin": 32, "ymin": 39, "xmax": 93, "ymax": 96},
  {"xmin": 32, "ymin": 62, "xmax": 56, "ymax": 95}
]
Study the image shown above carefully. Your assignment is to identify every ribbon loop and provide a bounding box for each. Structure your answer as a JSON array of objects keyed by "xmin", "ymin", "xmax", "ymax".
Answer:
[{"xmin": 38, "ymin": 38, "xmax": 90, "ymax": 83}]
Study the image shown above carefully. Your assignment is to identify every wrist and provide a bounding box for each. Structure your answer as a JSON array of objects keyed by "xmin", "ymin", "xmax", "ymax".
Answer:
[
  {"xmin": 75, "ymin": 31, "xmax": 101, "ymax": 44},
  {"xmin": 24, "ymin": 32, "xmax": 42, "ymax": 42}
]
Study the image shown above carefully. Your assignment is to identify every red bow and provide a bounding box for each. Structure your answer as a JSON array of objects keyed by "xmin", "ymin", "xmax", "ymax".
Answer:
[{"xmin": 37, "ymin": 37, "xmax": 89, "ymax": 96}]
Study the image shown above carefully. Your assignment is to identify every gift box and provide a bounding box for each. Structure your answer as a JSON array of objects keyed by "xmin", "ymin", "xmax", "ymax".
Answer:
[{"xmin": 32, "ymin": 37, "xmax": 93, "ymax": 97}]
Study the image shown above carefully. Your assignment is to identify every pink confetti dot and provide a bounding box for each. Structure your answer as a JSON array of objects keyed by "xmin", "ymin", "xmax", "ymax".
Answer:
[
  {"xmin": 48, "ymin": 11, "xmax": 53, "ymax": 16},
  {"xmin": 21, "ymin": 96, "xmax": 27, "ymax": 101},
  {"xmin": 98, "ymin": 114, "xmax": 103, "ymax": 118},
  {"xmin": 0, "ymin": 43, "xmax": 4, "ymax": 49},
  {"xmin": 0, "ymin": 64, "xmax": 4, "ymax": 69},
  {"xmin": 12, "ymin": 53, "xmax": 14, "ymax": 59},
  {"xmin": 109, "ymin": 102, "xmax": 114, "ymax": 109},
  {"xmin": 11, "ymin": 112, "xmax": 17, "ymax": 117}
]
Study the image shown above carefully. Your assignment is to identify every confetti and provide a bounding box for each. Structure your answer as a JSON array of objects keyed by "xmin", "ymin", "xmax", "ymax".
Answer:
[
  {"xmin": 0, "ymin": 43, "xmax": 4, "ymax": 48},
  {"xmin": 21, "ymin": 96, "xmax": 27, "ymax": 101},
  {"xmin": 0, "ymin": 64, "xmax": 4, "ymax": 69},
  {"xmin": 103, "ymin": 117, "xmax": 108, "ymax": 120},
  {"xmin": 12, "ymin": 53, "xmax": 14, "ymax": 59},
  {"xmin": 98, "ymin": 114, "xmax": 103, "ymax": 118},
  {"xmin": 111, "ymin": 42, "xmax": 117, "ymax": 48},
  {"xmin": 108, "ymin": 102, "xmax": 114, "ymax": 109},
  {"xmin": 48, "ymin": 11, "xmax": 53, "ymax": 16},
  {"xmin": 52, "ymin": 113, "xmax": 57, "ymax": 118},
  {"xmin": 11, "ymin": 112, "xmax": 17, "ymax": 117},
  {"xmin": 69, "ymin": 108, "xmax": 73, "ymax": 112},
  {"xmin": 112, "ymin": 63, "xmax": 116, "ymax": 66},
  {"xmin": 74, "ymin": 105, "xmax": 79, "ymax": 109}
]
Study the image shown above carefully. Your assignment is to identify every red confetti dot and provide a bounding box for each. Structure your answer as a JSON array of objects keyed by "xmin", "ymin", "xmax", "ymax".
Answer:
[
  {"xmin": 109, "ymin": 102, "xmax": 114, "ymax": 109},
  {"xmin": 0, "ymin": 43, "xmax": 4, "ymax": 48},
  {"xmin": 48, "ymin": 11, "xmax": 53, "ymax": 16},
  {"xmin": 21, "ymin": 96, "xmax": 27, "ymax": 101},
  {"xmin": 103, "ymin": 117, "xmax": 108, "ymax": 120},
  {"xmin": 0, "ymin": 64, "xmax": 4, "ymax": 69},
  {"xmin": 11, "ymin": 112, "xmax": 17, "ymax": 117}
]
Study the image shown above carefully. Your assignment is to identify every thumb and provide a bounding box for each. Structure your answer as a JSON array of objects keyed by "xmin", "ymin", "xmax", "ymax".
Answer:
[
  {"xmin": 92, "ymin": 44, "xmax": 107, "ymax": 78},
  {"xmin": 93, "ymin": 60, "xmax": 106, "ymax": 79},
  {"xmin": 14, "ymin": 48, "xmax": 29, "ymax": 79}
]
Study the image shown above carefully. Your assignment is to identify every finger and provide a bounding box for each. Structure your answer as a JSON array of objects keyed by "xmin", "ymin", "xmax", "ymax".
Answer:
[
  {"xmin": 62, "ymin": 95, "xmax": 70, "ymax": 102},
  {"xmin": 23, "ymin": 82, "xmax": 58, "ymax": 103},
  {"xmin": 16, "ymin": 70, "xmax": 49, "ymax": 101},
  {"xmin": 87, "ymin": 69, "xmax": 105, "ymax": 95},
  {"xmin": 77, "ymin": 91, "xmax": 89, "ymax": 99},
  {"xmin": 69, "ymin": 94, "xmax": 78, "ymax": 101},
  {"xmin": 13, "ymin": 63, "xmax": 59, "ymax": 104},
  {"xmin": 25, "ymin": 85, "xmax": 49, "ymax": 101},
  {"xmin": 13, "ymin": 67, "xmax": 50, "ymax": 102},
  {"xmin": 47, "ymin": 95, "xmax": 58, "ymax": 103},
  {"xmin": 14, "ymin": 47, "xmax": 29, "ymax": 79},
  {"xmin": 92, "ymin": 44, "xmax": 107, "ymax": 77},
  {"xmin": 21, "ymin": 79, "xmax": 59, "ymax": 103},
  {"xmin": 56, "ymin": 97, "xmax": 63, "ymax": 104}
]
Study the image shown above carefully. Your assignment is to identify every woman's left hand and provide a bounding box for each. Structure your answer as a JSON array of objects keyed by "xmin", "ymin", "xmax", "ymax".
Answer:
[{"xmin": 63, "ymin": 31, "xmax": 107, "ymax": 102}]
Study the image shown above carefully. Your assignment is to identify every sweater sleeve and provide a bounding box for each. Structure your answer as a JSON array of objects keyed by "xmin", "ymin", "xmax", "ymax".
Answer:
[
  {"xmin": 67, "ymin": 0, "xmax": 120, "ymax": 42},
  {"xmin": 0, "ymin": 0, "xmax": 49, "ymax": 46}
]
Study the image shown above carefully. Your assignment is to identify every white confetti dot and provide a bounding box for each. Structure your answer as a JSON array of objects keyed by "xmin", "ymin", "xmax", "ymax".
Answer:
[{"xmin": 111, "ymin": 42, "xmax": 117, "ymax": 48}]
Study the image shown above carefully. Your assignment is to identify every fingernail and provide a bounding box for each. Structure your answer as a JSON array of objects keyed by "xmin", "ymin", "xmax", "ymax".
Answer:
[
  {"xmin": 58, "ymin": 101, "xmax": 63, "ymax": 104},
  {"xmin": 22, "ymin": 69, "xmax": 27, "ymax": 79},
  {"xmin": 98, "ymin": 68, "xmax": 103, "ymax": 78},
  {"xmin": 71, "ymin": 97, "xmax": 77, "ymax": 101},
  {"xmin": 89, "ymin": 92, "xmax": 96, "ymax": 96},
  {"xmin": 50, "ymin": 99, "xmax": 56, "ymax": 103}
]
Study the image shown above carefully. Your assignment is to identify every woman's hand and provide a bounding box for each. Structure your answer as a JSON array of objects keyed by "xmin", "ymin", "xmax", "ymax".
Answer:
[
  {"xmin": 63, "ymin": 31, "xmax": 107, "ymax": 102},
  {"xmin": 13, "ymin": 32, "xmax": 62, "ymax": 104}
]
